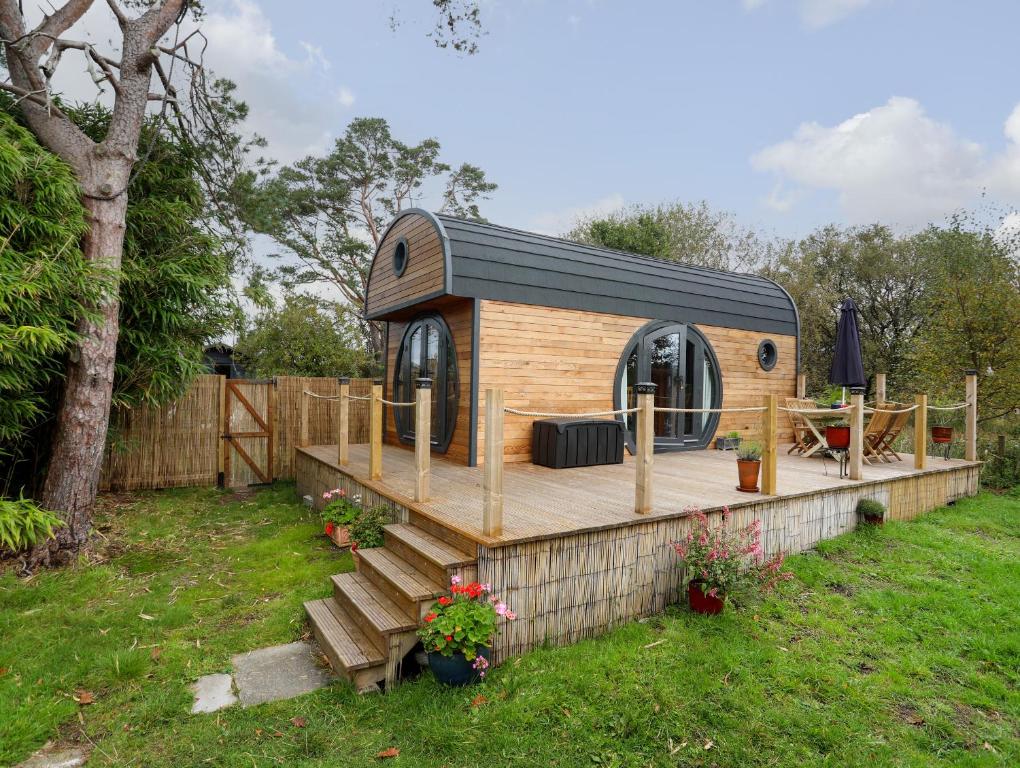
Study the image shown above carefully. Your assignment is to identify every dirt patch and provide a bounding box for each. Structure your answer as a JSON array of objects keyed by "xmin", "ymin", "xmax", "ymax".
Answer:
[
  {"xmin": 827, "ymin": 581, "xmax": 856, "ymax": 597},
  {"xmin": 897, "ymin": 703, "xmax": 926, "ymax": 727},
  {"xmin": 220, "ymin": 489, "xmax": 256, "ymax": 505}
]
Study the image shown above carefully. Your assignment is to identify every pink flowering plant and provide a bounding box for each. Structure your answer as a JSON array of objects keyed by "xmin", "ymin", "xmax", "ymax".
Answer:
[
  {"xmin": 417, "ymin": 576, "xmax": 517, "ymax": 676},
  {"xmin": 673, "ymin": 506, "xmax": 791, "ymax": 601},
  {"xmin": 320, "ymin": 488, "xmax": 360, "ymax": 534}
]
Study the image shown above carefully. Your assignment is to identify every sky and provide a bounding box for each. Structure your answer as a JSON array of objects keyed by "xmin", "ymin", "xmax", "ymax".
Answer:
[{"xmin": 37, "ymin": 0, "xmax": 1020, "ymax": 239}]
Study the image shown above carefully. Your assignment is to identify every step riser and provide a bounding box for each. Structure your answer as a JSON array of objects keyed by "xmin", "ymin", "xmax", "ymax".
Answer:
[
  {"xmin": 358, "ymin": 557, "xmax": 424, "ymax": 620},
  {"xmin": 408, "ymin": 511, "xmax": 478, "ymax": 556},
  {"xmin": 332, "ymin": 582, "xmax": 390, "ymax": 655},
  {"xmin": 383, "ymin": 532, "xmax": 449, "ymax": 585}
]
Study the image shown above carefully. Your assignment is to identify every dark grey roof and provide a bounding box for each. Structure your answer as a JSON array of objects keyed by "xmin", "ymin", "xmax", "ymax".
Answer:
[{"xmin": 433, "ymin": 213, "xmax": 798, "ymax": 337}]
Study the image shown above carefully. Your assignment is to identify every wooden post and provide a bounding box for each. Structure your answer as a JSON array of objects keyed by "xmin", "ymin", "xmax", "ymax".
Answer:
[
  {"xmin": 761, "ymin": 393, "xmax": 778, "ymax": 495},
  {"xmin": 299, "ymin": 387, "xmax": 310, "ymax": 448},
  {"xmin": 268, "ymin": 378, "xmax": 277, "ymax": 481},
  {"xmin": 998, "ymin": 434, "xmax": 1007, "ymax": 457},
  {"xmin": 337, "ymin": 377, "xmax": 350, "ymax": 466},
  {"xmin": 634, "ymin": 382, "xmax": 656, "ymax": 514},
  {"xmin": 482, "ymin": 388, "xmax": 504, "ymax": 537},
  {"xmin": 415, "ymin": 378, "xmax": 432, "ymax": 502},
  {"xmin": 875, "ymin": 373, "xmax": 887, "ymax": 405},
  {"xmin": 914, "ymin": 393, "xmax": 928, "ymax": 470},
  {"xmin": 796, "ymin": 372, "xmax": 806, "ymax": 399},
  {"xmin": 965, "ymin": 369, "xmax": 978, "ymax": 462},
  {"xmin": 217, "ymin": 375, "xmax": 227, "ymax": 487},
  {"xmin": 849, "ymin": 388, "xmax": 864, "ymax": 480},
  {"xmin": 369, "ymin": 380, "xmax": 383, "ymax": 481}
]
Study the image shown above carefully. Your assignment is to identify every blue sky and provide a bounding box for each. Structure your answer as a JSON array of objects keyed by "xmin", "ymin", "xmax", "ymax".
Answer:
[{"xmin": 53, "ymin": 0, "xmax": 1020, "ymax": 238}]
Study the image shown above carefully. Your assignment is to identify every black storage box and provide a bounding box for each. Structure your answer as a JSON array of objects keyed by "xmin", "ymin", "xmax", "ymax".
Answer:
[{"xmin": 532, "ymin": 419, "xmax": 625, "ymax": 469}]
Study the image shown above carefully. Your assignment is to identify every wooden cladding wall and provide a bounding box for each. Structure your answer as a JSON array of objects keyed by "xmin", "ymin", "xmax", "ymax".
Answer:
[
  {"xmin": 476, "ymin": 300, "xmax": 798, "ymax": 464},
  {"xmin": 366, "ymin": 213, "xmax": 446, "ymax": 318},
  {"xmin": 384, "ymin": 297, "xmax": 474, "ymax": 464},
  {"xmin": 479, "ymin": 463, "xmax": 980, "ymax": 660},
  {"xmin": 100, "ymin": 375, "xmax": 373, "ymax": 491}
]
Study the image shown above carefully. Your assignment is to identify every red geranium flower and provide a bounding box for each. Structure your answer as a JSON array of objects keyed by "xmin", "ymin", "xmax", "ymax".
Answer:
[
  {"xmin": 325, "ymin": 522, "xmax": 335, "ymax": 535},
  {"xmin": 424, "ymin": 613, "xmax": 437, "ymax": 623},
  {"xmin": 445, "ymin": 635, "xmax": 452, "ymax": 642},
  {"xmin": 438, "ymin": 596, "xmax": 452, "ymax": 606}
]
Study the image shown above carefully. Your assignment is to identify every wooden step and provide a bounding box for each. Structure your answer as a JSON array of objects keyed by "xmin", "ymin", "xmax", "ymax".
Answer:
[
  {"xmin": 384, "ymin": 523, "xmax": 476, "ymax": 584},
  {"xmin": 357, "ymin": 547, "xmax": 445, "ymax": 618},
  {"xmin": 331, "ymin": 572, "xmax": 416, "ymax": 654},
  {"xmin": 408, "ymin": 511, "xmax": 478, "ymax": 556},
  {"xmin": 305, "ymin": 598, "xmax": 385, "ymax": 677}
]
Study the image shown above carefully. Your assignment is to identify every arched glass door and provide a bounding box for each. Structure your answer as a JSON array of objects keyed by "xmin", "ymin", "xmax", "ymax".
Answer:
[
  {"xmin": 617, "ymin": 323, "xmax": 721, "ymax": 451},
  {"xmin": 393, "ymin": 314, "xmax": 459, "ymax": 452}
]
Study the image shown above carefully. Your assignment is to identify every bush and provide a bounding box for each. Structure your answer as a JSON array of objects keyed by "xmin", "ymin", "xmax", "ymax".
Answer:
[
  {"xmin": 348, "ymin": 504, "xmax": 388, "ymax": 550},
  {"xmin": 982, "ymin": 442, "xmax": 1020, "ymax": 491},
  {"xmin": 856, "ymin": 499, "xmax": 886, "ymax": 519},
  {"xmin": 0, "ymin": 496, "xmax": 63, "ymax": 553}
]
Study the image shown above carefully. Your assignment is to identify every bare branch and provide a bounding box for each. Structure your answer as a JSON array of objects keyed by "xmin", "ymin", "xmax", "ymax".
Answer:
[{"xmin": 104, "ymin": 0, "xmax": 128, "ymax": 27}]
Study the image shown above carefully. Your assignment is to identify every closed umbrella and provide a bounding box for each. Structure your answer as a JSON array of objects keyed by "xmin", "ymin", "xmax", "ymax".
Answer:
[{"xmin": 829, "ymin": 297, "xmax": 866, "ymax": 404}]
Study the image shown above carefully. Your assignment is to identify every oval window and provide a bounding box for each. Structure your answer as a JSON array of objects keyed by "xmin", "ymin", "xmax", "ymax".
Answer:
[
  {"xmin": 757, "ymin": 339, "xmax": 778, "ymax": 371},
  {"xmin": 392, "ymin": 238, "xmax": 409, "ymax": 276}
]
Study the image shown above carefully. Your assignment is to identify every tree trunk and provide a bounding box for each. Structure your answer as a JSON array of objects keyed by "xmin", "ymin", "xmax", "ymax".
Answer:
[{"xmin": 32, "ymin": 188, "xmax": 127, "ymax": 566}]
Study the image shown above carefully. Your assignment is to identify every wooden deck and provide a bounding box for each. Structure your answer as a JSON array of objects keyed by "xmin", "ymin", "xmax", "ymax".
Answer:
[{"xmin": 298, "ymin": 443, "xmax": 979, "ymax": 547}]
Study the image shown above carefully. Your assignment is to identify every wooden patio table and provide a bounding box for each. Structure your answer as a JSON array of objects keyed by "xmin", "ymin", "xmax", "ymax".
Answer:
[{"xmin": 798, "ymin": 408, "xmax": 851, "ymax": 457}]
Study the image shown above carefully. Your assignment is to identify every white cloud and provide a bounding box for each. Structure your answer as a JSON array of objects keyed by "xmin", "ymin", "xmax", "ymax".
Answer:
[
  {"xmin": 527, "ymin": 193, "xmax": 626, "ymax": 236},
  {"xmin": 752, "ymin": 97, "xmax": 1020, "ymax": 227},
  {"xmin": 743, "ymin": 0, "xmax": 876, "ymax": 28},
  {"xmin": 336, "ymin": 86, "xmax": 356, "ymax": 108}
]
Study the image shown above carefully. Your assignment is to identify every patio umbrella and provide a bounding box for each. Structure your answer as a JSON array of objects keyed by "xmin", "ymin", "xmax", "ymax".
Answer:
[{"xmin": 829, "ymin": 297, "xmax": 866, "ymax": 404}]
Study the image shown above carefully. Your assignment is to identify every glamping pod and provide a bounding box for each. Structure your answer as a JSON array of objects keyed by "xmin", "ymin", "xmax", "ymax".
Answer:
[{"xmin": 366, "ymin": 209, "xmax": 800, "ymax": 466}]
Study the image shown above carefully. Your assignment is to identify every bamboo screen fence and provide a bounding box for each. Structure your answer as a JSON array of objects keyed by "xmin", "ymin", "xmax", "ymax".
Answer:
[{"xmin": 100, "ymin": 375, "xmax": 372, "ymax": 491}]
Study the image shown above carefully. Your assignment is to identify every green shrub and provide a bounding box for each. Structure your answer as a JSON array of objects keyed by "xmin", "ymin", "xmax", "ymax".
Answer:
[
  {"xmin": 349, "ymin": 504, "xmax": 388, "ymax": 550},
  {"xmin": 856, "ymin": 499, "xmax": 886, "ymax": 519},
  {"xmin": 736, "ymin": 441, "xmax": 762, "ymax": 461},
  {"xmin": 981, "ymin": 441, "xmax": 1020, "ymax": 490},
  {"xmin": 0, "ymin": 496, "xmax": 63, "ymax": 552}
]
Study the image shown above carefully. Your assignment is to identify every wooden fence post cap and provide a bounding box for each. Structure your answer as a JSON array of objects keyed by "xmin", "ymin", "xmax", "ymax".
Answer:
[
  {"xmin": 850, "ymin": 387, "xmax": 866, "ymax": 395},
  {"xmin": 634, "ymin": 382, "xmax": 657, "ymax": 394},
  {"xmin": 372, "ymin": 378, "xmax": 383, "ymax": 386},
  {"xmin": 338, "ymin": 376, "xmax": 351, "ymax": 384},
  {"xmin": 964, "ymin": 369, "xmax": 978, "ymax": 376},
  {"xmin": 415, "ymin": 378, "xmax": 433, "ymax": 389}
]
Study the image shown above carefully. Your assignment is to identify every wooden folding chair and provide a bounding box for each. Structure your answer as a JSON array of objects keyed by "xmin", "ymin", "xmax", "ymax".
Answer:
[
  {"xmin": 872, "ymin": 402, "xmax": 911, "ymax": 461},
  {"xmin": 785, "ymin": 398, "xmax": 820, "ymax": 455},
  {"xmin": 862, "ymin": 405, "xmax": 895, "ymax": 464}
]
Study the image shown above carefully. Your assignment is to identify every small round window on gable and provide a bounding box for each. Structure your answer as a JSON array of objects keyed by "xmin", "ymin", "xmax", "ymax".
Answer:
[
  {"xmin": 757, "ymin": 339, "xmax": 778, "ymax": 371},
  {"xmin": 392, "ymin": 238, "xmax": 409, "ymax": 277}
]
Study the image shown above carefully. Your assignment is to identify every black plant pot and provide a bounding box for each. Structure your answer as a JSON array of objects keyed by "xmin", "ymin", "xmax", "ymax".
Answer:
[{"xmin": 428, "ymin": 645, "xmax": 492, "ymax": 686}]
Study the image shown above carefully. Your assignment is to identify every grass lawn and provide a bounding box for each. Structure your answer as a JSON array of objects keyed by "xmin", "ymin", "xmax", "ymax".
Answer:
[{"xmin": 2, "ymin": 485, "xmax": 1018, "ymax": 767}]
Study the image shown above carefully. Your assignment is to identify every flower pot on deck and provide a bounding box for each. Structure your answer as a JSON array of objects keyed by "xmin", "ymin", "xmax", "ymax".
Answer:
[
  {"xmin": 825, "ymin": 425, "xmax": 851, "ymax": 450},
  {"xmin": 428, "ymin": 646, "xmax": 492, "ymax": 686},
  {"xmin": 716, "ymin": 436, "xmax": 741, "ymax": 451},
  {"xmin": 931, "ymin": 426, "xmax": 954, "ymax": 444},
  {"xmin": 687, "ymin": 580, "xmax": 725, "ymax": 615},
  {"xmin": 736, "ymin": 459, "xmax": 761, "ymax": 493}
]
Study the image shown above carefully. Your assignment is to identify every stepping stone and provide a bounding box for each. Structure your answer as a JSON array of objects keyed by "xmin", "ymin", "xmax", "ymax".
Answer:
[
  {"xmin": 16, "ymin": 744, "xmax": 87, "ymax": 768},
  {"xmin": 191, "ymin": 673, "xmax": 237, "ymax": 713},
  {"xmin": 231, "ymin": 641, "xmax": 334, "ymax": 707}
]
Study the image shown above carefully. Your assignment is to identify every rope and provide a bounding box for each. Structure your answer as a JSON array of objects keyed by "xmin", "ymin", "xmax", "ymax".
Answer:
[
  {"xmin": 656, "ymin": 406, "xmax": 767, "ymax": 414},
  {"xmin": 378, "ymin": 398, "xmax": 416, "ymax": 407},
  {"xmin": 503, "ymin": 407, "xmax": 639, "ymax": 418},
  {"xmin": 344, "ymin": 394, "xmax": 372, "ymax": 401},
  {"xmin": 862, "ymin": 404, "xmax": 920, "ymax": 414},
  {"xmin": 302, "ymin": 391, "xmax": 341, "ymax": 401},
  {"xmin": 927, "ymin": 402, "xmax": 969, "ymax": 411},
  {"xmin": 777, "ymin": 407, "xmax": 850, "ymax": 415}
]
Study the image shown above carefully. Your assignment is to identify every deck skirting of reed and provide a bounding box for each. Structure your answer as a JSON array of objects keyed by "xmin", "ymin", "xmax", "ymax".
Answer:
[{"xmin": 295, "ymin": 446, "xmax": 979, "ymax": 661}]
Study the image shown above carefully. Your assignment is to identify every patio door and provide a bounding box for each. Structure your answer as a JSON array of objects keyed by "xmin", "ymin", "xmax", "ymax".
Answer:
[{"xmin": 618, "ymin": 322, "xmax": 721, "ymax": 451}]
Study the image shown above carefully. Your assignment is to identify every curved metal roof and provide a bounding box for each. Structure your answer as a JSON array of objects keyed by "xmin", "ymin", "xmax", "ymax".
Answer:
[{"xmin": 369, "ymin": 209, "xmax": 799, "ymax": 338}]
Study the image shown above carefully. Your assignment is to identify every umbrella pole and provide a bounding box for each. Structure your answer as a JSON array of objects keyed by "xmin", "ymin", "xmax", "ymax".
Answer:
[{"xmin": 842, "ymin": 386, "xmax": 846, "ymax": 406}]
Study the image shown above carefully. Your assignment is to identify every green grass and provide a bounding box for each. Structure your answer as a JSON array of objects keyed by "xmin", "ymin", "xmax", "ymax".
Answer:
[{"xmin": 2, "ymin": 486, "xmax": 1018, "ymax": 767}]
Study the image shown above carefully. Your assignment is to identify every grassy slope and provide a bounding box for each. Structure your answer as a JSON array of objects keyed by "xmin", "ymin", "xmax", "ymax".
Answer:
[{"xmin": 1, "ymin": 486, "xmax": 1017, "ymax": 767}]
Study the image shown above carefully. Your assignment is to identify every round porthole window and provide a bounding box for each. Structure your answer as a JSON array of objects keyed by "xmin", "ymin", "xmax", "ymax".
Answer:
[
  {"xmin": 392, "ymin": 238, "xmax": 408, "ymax": 277},
  {"xmin": 757, "ymin": 339, "xmax": 778, "ymax": 371}
]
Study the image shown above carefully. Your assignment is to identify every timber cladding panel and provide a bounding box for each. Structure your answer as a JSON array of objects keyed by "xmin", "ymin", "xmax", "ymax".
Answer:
[
  {"xmin": 384, "ymin": 297, "xmax": 474, "ymax": 464},
  {"xmin": 366, "ymin": 213, "xmax": 446, "ymax": 318},
  {"xmin": 476, "ymin": 300, "xmax": 797, "ymax": 464}
]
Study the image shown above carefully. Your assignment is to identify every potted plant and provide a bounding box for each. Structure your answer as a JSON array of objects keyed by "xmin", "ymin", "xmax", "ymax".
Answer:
[
  {"xmin": 716, "ymin": 430, "xmax": 742, "ymax": 451},
  {"xmin": 320, "ymin": 488, "xmax": 359, "ymax": 548},
  {"xmin": 417, "ymin": 576, "xmax": 517, "ymax": 686},
  {"xmin": 735, "ymin": 440, "xmax": 762, "ymax": 493},
  {"xmin": 857, "ymin": 498, "xmax": 885, "ymax": 526},
  {"xmin": 348, "ymin": 504, "xmax": 388, "ymax": 569},
  {"xmin": 825, "ymin": 421, "xmax": 851, "ymax": 449},
  {"xmin": 929, "ymin": 407, "xmax": 955, "ymax": 445},
  {"xmin": 673, "ymin": 506, "xmax": 790, "ymax": 615}
]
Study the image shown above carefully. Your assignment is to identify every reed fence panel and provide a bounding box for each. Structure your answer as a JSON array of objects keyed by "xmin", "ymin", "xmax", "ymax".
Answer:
[{"xmin": 100, "ymin": 375, "xmax": 372, "ymax": 491}]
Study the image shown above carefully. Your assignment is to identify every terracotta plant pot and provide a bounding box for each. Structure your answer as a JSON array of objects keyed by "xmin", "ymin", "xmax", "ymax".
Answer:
[
  {"xmin": 825, "ymin": 425, "xmax": 851, "ymax": 449},
  {"xmin": 736, "ymin": 459, "xmax": 760, "ymax": 493},
  {"xmin": 327, "ymin": 525, "xmax": 351, "ymax": 549},
  {"xmin": 428, "ymin": 646, "xmax": 492, "ymax": 686},
  {"xmin": 687, "ymin": 580, "xmax": 725, "ymax": 615},
  {"xmin": 931, "ymin": 426, "xmax": 954, "ymax": 444}
]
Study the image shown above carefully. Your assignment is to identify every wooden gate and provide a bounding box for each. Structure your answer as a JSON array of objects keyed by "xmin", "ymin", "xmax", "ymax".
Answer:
[{"xmin": 222, "ymin": 379, "xmax": 276, "ymax": 487}]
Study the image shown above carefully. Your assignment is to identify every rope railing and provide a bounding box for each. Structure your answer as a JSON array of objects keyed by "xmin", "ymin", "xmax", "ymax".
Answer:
[
  {"xmin": 503, "ymin": 406, "xmax": 638, "ymax": 418},
  {"xmin": 345, "ymin": 394, "xmax": 372, "ymax": 401},
  {"xmin": 302, "ymin": 390, "xmax": 341, "ymax": 401},
  {"xmin": 863, "ymin": 404, "xmax": 919, "ymax": 414},
  {"xmin": 927, "ymin": 401, "xmax": 969, "ymax": 411},
  {"xmin": 656, "ymin": 406, "xmax": 767, "ymax": 414},
  {"xmin": 378, "ymin": 397, "xmax": 416, "ymax": 407}
]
